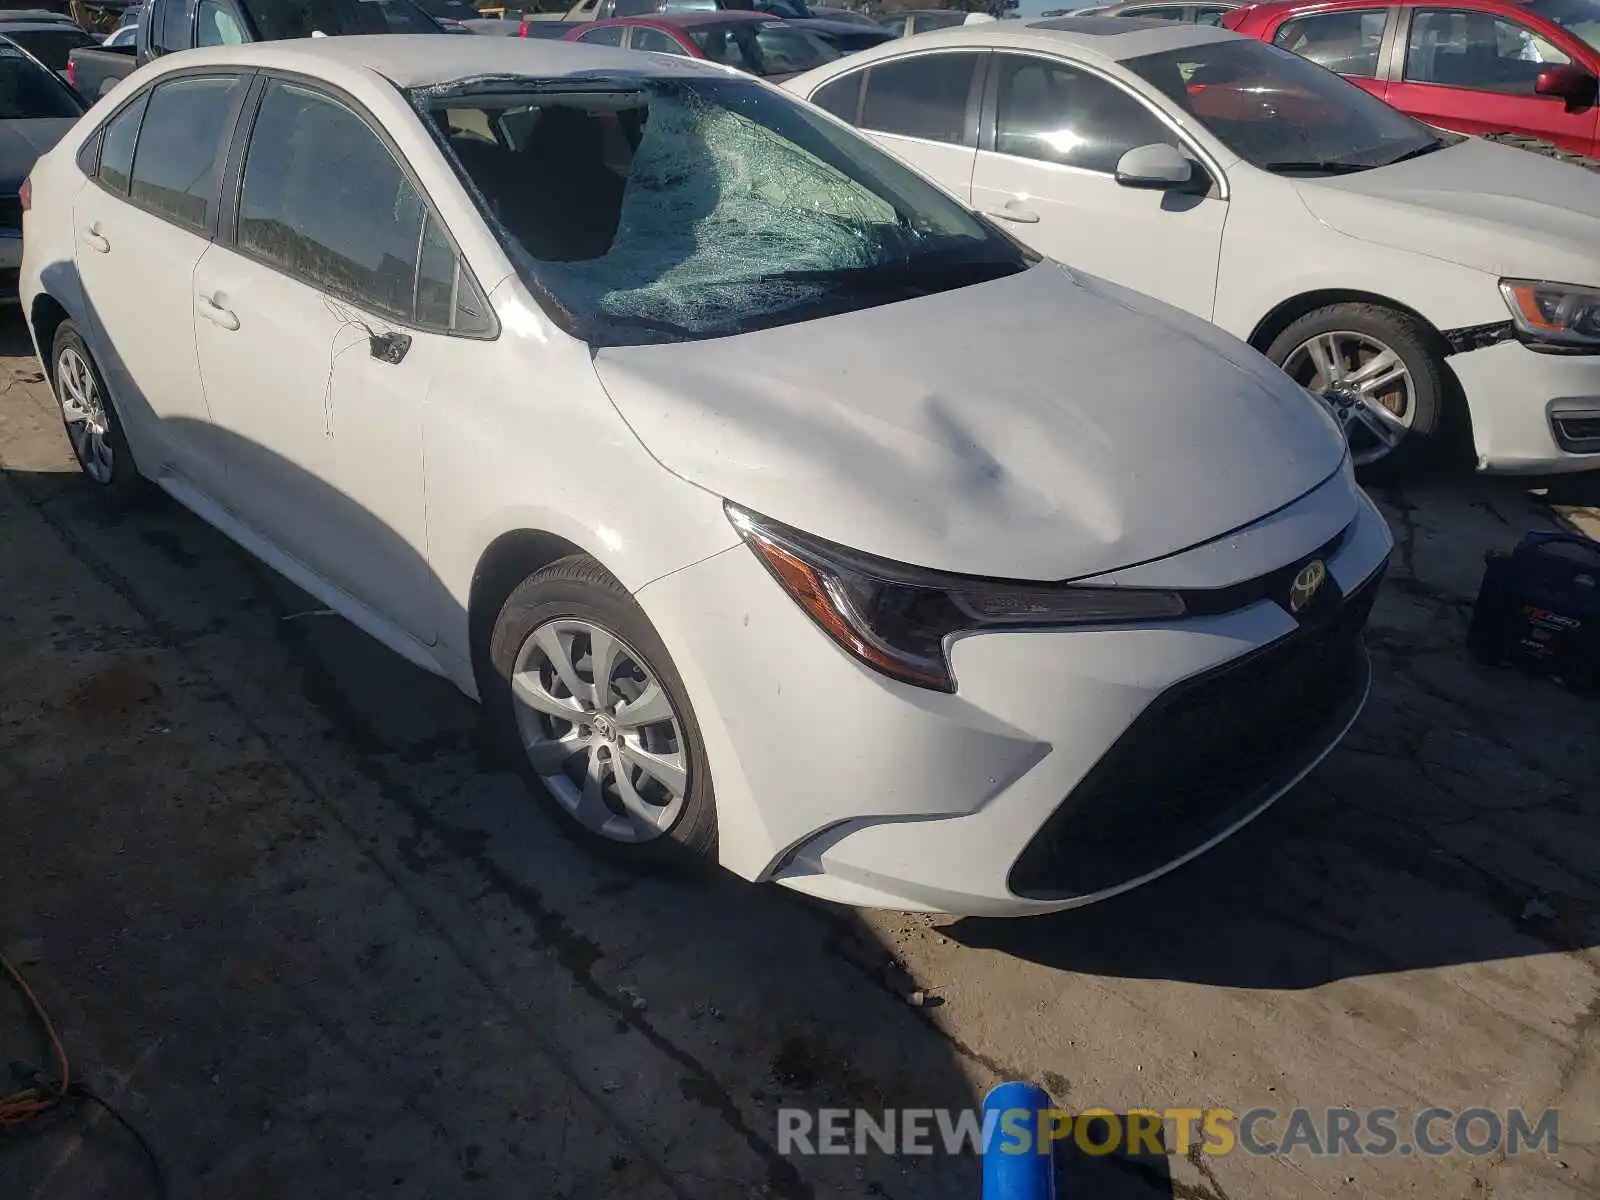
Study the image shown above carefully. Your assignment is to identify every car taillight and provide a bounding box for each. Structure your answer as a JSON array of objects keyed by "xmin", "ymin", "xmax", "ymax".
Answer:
[
  {"xmin": 65, "ymin": 58, "xmax": 75, "ymax": 87},
  {"xmin": 519, "ymin": 18, "xmax": 530, "ymax": 34},
  {"xmin": 19, "ymin": 178, "xmax": 30, "ymax": 213}
]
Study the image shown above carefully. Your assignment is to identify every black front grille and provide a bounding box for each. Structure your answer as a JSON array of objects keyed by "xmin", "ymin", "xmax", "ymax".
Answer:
[
  {"xmin": 1008, "ymin": 566, "xmax": 1385, "ymax": 899},
  {"xmin": 0, "ymin": 195, "xmax": 21, "ymax": 233}
]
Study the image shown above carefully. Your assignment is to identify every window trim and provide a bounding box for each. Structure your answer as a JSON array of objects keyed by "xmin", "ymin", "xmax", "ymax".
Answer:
[
  {"xmin": 845, "ymin": 47, "xmax": 989, "ymax": 149},
  {"xmin": 87, "ymin": 67, "xmax": 252, "ymax": 237},
  {"xmin": 1269, "ymin": 6, "xmax": 1393, "ymax": 79},
  {"xmin": 977, "ymin": 50, "xmax": 1227, "ymax": 200},
  {"xmin": 217, "ymin": 68, "xmax": 499, "ymax": 340},
  {"xmin": 1390, "ymin": 4, "xmax": 1578, "ymax": 92}
]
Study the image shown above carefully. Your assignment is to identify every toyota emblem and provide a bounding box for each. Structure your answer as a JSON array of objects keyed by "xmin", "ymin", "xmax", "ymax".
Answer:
[{"xmin": 1288, "ymin": 559, "xmax": 1327, "ymax": 614}]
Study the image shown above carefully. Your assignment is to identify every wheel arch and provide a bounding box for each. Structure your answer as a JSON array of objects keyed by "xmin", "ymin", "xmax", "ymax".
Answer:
[
  {"xmin": 1246, "ymin": 288, "xmax": 1450, "ymax": 356},
  {"xmin": 29, "ymin": 293, "xmax": 72, "ymax": 381},
  {"xmin": 467, "ymin": 528, "xmax": 590, "ymax": 664}
]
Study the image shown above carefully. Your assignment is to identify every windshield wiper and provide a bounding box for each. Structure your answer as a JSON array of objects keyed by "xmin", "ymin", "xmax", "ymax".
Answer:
[
  {"xmin": 1261, "ymin": 159, "xmax": 1374, "ymax": 175},
  {"xmin": 765, "ymin": 256, "xmax": 1020, "ymax": 293},
  {"xmin": 1379, "ymin": 140, "xmax": 1447, "ymax": 167}
]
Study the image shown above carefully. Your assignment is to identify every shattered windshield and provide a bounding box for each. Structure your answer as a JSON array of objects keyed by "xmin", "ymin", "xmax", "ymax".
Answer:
[{"xmin": 416, "ymin": 75, "xmax": 1030, "ymax": 347}]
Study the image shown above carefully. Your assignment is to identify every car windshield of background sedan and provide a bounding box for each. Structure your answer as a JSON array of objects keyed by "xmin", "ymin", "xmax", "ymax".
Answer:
[
  {"xmin": 688, "ymin": 20, "xmax": 838, "ymax": 74},
  {"xmin": 1125, "ymin": 39, "xmax": 1446, "ymax": 173},
  {"xmin": 0, "ymin": 42, "xmax": 83, "ymax": 118},
  {"xmin": 1527, "ymin": 0, "xmax": 1600, "ymax": 49},
  {"xmin": 418, "ymin": 75, "xmax": 1030, "ymax": 346}
]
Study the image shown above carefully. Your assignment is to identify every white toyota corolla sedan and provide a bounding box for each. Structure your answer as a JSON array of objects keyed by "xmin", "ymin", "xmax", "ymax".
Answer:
[
  {"xmin": 21, "ymin": 36, "xmax": 1391, "ymax": 916},
  {"xmin": 787, "ymin": 18, "xmax": 1600, "ymax": 475}
]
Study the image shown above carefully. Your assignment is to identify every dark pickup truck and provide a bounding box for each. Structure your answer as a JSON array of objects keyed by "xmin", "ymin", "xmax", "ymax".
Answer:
[{"xmin": 67, "ymin": 0, "xmax": 446, "ymax": 98}]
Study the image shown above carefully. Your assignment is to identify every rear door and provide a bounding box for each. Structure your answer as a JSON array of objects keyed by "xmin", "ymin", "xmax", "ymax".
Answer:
[
  {"xmin": 193, "ymin": 76, "xmax": 490, "ymax": 644},
  {"xmin": 803, "ymin": 50, "xmax": 985, "ymax": 200},
  {"xmin": 1268, "ymin": 6, "xmax": 1395, "ymax": 98},
  {"xmin": 71, "ymin": 70, "xmax": 249, "ymax": 500},
  {"xmin": 1385, "ymin": 7, "xmax": 1599, "ymax": 152},
  {"xmin": 967, "ymin": 51, "xmax": 1226, "ymax": 319}
]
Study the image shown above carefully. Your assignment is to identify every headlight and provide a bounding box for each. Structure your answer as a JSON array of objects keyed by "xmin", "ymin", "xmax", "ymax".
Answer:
[
  {"xmin": 726, "ymin": 503, "xmax": 1185, "ymax": 693},
  {"xmin": 1499, "ymin": 278, "xmax": 1600, "ymax": 349}
]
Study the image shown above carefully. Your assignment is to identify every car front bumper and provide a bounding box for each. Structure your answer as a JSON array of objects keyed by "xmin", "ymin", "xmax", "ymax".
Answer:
[
  {"xmin": 637, "ymin": 473, "xmax": 1394, "ymax": 918},
  {"xmin": 1453, "ymin": 339, "xmax": 1600, "ymax": 473}
]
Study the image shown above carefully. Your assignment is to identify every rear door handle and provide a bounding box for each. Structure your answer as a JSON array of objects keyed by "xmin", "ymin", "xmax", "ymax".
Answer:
[
  {"xmin": 985, "ymin": 202, "xmax": 1040, "ymax": 224},
  {"xmin": 196, "ymin": 292, "xmax": 240, "ymax": 332},
  {"xmin": 80, "ymin": 226, "xmax": 110, "ymax": 253}
]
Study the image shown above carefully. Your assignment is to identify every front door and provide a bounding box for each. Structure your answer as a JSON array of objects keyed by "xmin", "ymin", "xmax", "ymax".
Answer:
[
  {"xmin": 1386, "ymin": 8, "xmax": 1600, "ymax": 154},
  {"xmin": 193, "ymin": 77, "xmax": 441, "ymax": 644},
  {"xmin": 969, "ymin": 53, "xmax": 1226, "ymax": 321},
  {"xmin": 71, "ymin": 73, "xmax": 248, "ymax": 499}
]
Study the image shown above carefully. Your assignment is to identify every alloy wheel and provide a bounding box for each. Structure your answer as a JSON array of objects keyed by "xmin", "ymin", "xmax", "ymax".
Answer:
[
  {"xmin": 1283, "ymin": 331, "xmax": 1416, "ymax": 467},
  {"xmin": 56, "ymin": 345, "xmax": 114, "ymax": 484},
  {"xmin": 510, "ymin": 617, "xmax": 689, "ymax": 843}
]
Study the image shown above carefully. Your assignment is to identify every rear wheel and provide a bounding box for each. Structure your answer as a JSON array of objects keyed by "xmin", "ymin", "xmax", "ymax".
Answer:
[
  {"xmin": 51, "ymin": 321, "xmax": 142, "ymax": 505},
  {"xmin": 1267, "ymin": 302, "xmax": 1449, "ymax": 475},
  {"xmin": 484, "ymin": 554, "xmax": 718, "ymax": 867}
]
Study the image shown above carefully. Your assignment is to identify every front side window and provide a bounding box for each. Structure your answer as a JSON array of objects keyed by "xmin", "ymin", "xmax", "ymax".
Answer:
[
  {"xmin": 418, "ymin": 75, "xmax": 1030, "ymax": 347},
  {"xmin": 858, "ymin": 51, "xmax": 980, "ymax": 143},
  {"xmin": 993, "ymin": 54, "xmax": 1176, "ymax": 173},
  {"xmin": 129, "ymin": 74, "xmax": 244, "ymax": 231},
  {"xmin": 750, "ymin": 23, "xmax": 837, "ymax": 73},
  {"xmin": 630, "ymin": 26, "xmax": 685, "ymax": 52},
  {"xmin": 1272, "ymin": 10, "xmax": 1388, "ymax": 77},
  {"xmin": 577, "ymin": 23, "xmax": 626, "ymax": 42},
  {"xmin": 1126, "ymin": 39, "xmax": 1442, "ymax": 173},
  {"xmin": 1122, "ymin": 6, "xmax": 1189, "ymax": 19},
  {"xmin": 1403, "ymin": 9, "xmax": 1571, "ymax": 91},
  {"xmin": 238, "ymin": 80, "xmax": 426, "ymax": 318},
  {"xmin": 0, "ymin": 42, "xmax": 84, "ymax": 118}
]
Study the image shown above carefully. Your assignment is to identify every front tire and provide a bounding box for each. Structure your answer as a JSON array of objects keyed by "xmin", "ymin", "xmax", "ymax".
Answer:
[
  {"xmin": 1266, "ymin": 302, "xmax": 1450, "ymax": 476},
  {"xmin": 50, "ymin": 321, "xmax": 142, "ymax": 505},
  {"xmin": 484, "ymin": 554, "xmax": 717, "ymax": 868}
]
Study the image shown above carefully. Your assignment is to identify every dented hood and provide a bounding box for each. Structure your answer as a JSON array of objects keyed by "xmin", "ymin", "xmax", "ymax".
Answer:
[
  {"xmin": 593, "ymin": 263, "xmax": 1347, "ymax": 580},
  {"xmin": 1294, "ymin": 137, "xmax": 1600, "ymax": 281}
]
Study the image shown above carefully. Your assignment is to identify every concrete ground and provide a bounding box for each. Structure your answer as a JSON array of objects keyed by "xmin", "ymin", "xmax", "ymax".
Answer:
[{"xmin": 0, "ymin": 309, "xmax": 1595, "ymax": 1200}]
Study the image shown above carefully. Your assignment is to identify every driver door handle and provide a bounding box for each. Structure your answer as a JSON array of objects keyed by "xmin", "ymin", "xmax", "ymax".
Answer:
[
  {"xmin": 80, "ymin": 226, "xmax": 110, "ymax": 253},
  {"xmin": 196, "ymin": 291, "xmax": 240, "ymax": 332},
  {"xmin": 985, "ymin": 201, "xmax": 1040, "ymax": 224}
]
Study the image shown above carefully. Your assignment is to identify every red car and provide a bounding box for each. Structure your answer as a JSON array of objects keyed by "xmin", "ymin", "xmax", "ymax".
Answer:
[
  {"xmin": 557, "ymin": 11, "xmax": 838, "ymax": 79},
  {"xmin": 1225, "ymin": 0, "xmax": 1600, "ymax": 156}
]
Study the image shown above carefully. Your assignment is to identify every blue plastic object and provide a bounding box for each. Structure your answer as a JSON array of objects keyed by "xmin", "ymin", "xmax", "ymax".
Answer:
[{"xmin": 981, "ymin": 1081, "xmax": 1057, "ymax": 1200}]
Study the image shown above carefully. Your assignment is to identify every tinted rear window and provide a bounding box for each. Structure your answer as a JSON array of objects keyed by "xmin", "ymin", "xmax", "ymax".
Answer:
[{"xmin": 0, "ymin": 43, "xmax": 82, "ymax": 117}]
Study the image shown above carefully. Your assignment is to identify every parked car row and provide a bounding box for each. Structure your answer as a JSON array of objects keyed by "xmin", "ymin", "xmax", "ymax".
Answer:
[
  {"xmin": 788, "ymin": 17, "xmax": 1600, "ymax": 473},
  {"xmin": 20, "ymin": 35, "xmax": 1397, "ymax": 916}
]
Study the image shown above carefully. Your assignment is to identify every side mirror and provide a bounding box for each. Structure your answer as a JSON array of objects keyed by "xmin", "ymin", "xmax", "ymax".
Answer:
[
  {"xmin": 1535, "ymin": 64, "xmax": 1598, "ymax": 108},
  {"xmin": 1114, "ymin": 142, "xmax": 1196, "ymax": 189}
]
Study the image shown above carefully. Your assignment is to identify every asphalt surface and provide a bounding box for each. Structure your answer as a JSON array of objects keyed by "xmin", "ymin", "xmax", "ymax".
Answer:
[{"xmin": 0, "ymin": 310, "xmax": 1595, "ymax": 1199}]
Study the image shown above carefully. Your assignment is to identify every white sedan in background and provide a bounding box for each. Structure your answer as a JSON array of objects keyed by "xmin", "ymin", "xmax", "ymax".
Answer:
[
  {"xmin": 22, "ymin": 36, "xmax": 1390, "ymax": 917},
  {"xmin": 788, "ymin": 18, "xmax": 1600, "ymax": 474}
]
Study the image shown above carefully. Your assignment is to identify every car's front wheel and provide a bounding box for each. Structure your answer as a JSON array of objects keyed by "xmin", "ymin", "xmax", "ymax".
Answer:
[
  {"xmin": 1267, "ymin": 302, "xmax": 1450, "ymax": 475},
  {"xmin": 484, "ymin": 553, "xmax": 718, "ymax": 867},
  {"xmin": 50, "ymin": 321, "xmax": 141, "ymax": 504}
]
